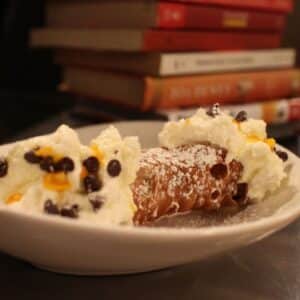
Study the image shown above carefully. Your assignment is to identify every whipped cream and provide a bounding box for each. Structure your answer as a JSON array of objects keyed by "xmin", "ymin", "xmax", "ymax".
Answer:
[
  {"xmin": 159, "ymin": 108, "xmax": 287, "ymax": 201},
  {"xmin": 82, "ymin": 126, "xmax": 140, "ymax": 225},
  {"xmin": 1, "ymin": 125, "xmax": 140, "ymax": 225},
  {"xmin": 0, "ymin": 125, "xmax": 82, "ymax": 202}
]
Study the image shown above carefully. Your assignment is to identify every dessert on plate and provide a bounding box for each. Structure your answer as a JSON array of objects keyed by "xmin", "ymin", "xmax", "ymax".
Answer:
[
  {"xmin": 132, "ymin": 104, "xmax": 288, "ymax": 224},
  {"xmin": 0, "ymin": 105, "xmax": 288, "ymax": 226}
]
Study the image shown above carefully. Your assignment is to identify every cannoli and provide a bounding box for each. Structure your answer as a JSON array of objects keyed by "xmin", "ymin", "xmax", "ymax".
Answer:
[{"xmin": 132, "ymin": 105, "xmax": 288, "ymax": 225}]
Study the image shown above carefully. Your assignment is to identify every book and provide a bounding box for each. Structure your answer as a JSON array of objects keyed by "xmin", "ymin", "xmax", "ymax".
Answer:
[
  {"xmin": 30, "ymin": 29, "xmax": 282, "ymax": 52},
  {"xmin": 173, "ymin": 0, "xmax": 293, "ymax": 12},
  {"xmin": 46, "ymin": 1, "xmax": 286, "ymax": 31},
  {"xmin": 55, "ymin": 49, "xmax": 296, "ymax": 76},
  {"xmin": 159, "ymin": 98, "xmax": 300, "ymax": 124},
  {"xmin": 62, "ymin": 68, "xmax": 300, "ymax": 110}
]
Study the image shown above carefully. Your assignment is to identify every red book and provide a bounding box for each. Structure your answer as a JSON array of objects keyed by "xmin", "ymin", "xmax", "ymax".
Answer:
[
  {"xmin": 173, "ymin": 0, "xmax": 293, "ymax": 13},
  {"xmin": 46, "ymin": 1, "xmax": 286, "ymax": 31},
  {"xmin": 31, "ymin": 29, "xmax": 283, "ymax": 52}
]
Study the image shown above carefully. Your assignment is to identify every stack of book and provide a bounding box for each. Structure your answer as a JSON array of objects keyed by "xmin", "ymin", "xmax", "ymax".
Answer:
[{"xmin": 30, "ymin": 0, "xmax": 300, "ymax": 128}]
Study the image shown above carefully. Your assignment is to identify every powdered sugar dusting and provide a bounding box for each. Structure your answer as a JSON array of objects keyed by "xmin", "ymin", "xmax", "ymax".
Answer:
[
  {"xmin": 140, "ymin": 144, "xmax": 218, "ymax": 171},
  {"xmin": 132, "ymin": 143, "xmax": 244, "ymax": 225},
  {"xmin": 138, "ymin": 145, "xmax": 219, "ymax": 202}
]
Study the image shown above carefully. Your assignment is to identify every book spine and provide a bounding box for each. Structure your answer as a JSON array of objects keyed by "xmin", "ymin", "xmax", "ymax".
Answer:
[
  {"xmin": 159, "ymin": 49, "xmax": 295, "ymax": 76},
  {"xmin": 142, "ymin": 30, "xmax": 282, "ymax": 51},
  {"xmin": 173, "ymin": 0, "xmax": 293, "ymax": 13},
  {"xmin": 159, "ymin": 98, "xmax": 300, "ymax": 124},
  {"xmin": 157, "ymin": 3, "xmax": 286, "ymax": 30},
  {"xmin": 143, "ymin": 70, "xmax": 300, "ymax": 110}
]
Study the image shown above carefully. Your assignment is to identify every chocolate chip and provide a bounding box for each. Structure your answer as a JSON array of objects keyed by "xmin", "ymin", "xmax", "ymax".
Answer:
[
  {"xmin": 206, "ymin": 110, "xmax": 214, "ymax": 117},
  {"xmin": 206, "ymin": 103, "xmax": 220, "ymax": 118},
  {"xmin": 107, "ymin": 159, "xmax": 122, "ymax": 177},
  {"xmin": 233, "ymin": 183, "xmax": 248, "ymax": 203},
  {"xmin": 40, "ymin": 156, "xmax": 56, "ymax": 173},
  {"xmin": 83, "ymin": 156, "xmax": 100, "ymax": 173},
  {"xmin": 210, "ymin": 163, "xmax": 228, "ymax": 180},
  {"xmin": 61, "ymin": 205, "xmax": 79, "ymax": 219},
  {"xmin": 211, "ymin": 190, "xmax": 220, "ymax": 199},
  {"xmin": 275, "ymin": 150, "xmax": 288, "ymax": 162},
  {"xmin": 84, "ymin": 174, "xmax": 102, "ymax": 193},
  {"xmin": 55, "ymin": 157, "xmax": 75, "ymax": 173},
  {"xmin": 24, "ymin": 151, "xmax": 42, "ymax": 164},
  {"xmin": 235, "ymin": 110, "xmax": 248, "ymax": 122},
  {"xmin": 89, "ymin": 195, "xmax": 104, "ymax": 212},
  {"xmin": 72, "ymin": 204, "xmax": 79, "ymax": 211},
  {"xmin": 44, "ymin": 199, "xmax": 60, "ymax": 215},
  {"xmin": 0, "ymin": 158, "xmax": 8, "ymax": 177}
]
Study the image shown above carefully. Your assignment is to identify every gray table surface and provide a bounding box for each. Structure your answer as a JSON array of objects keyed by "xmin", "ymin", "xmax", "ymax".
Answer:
[{"xmin": 1, "ymin": 114, "xmax": 300, "ymax": 300}]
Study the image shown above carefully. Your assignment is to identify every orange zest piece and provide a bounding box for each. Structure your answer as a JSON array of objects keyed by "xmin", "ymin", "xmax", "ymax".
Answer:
[
  {"xmin": 232, "ymin": 116, "xmax": 276, "ymax": 150},
  {"xmin": 130, "ymin": 201, "xmax": 137, "ymax": 214},
  {"xmin": 247, "ymin": 135, "xmax": 276, "ymax": 149},
  {"xmin": 35, "ymin": 146, "xmax": 54, "ymax": 157},
  {"xmin": 246, "ymin": 135, "xmax": 261, "ymax": 143},
  {"xmin": 232, "ymin": 119, "xmax": 242, "ymax": 132},
  {"xmin": 90, "ymin": 144, "xmax": 105, "ymax": 165},
  {"xmin": 6, "ymin": 193, "xmax": 22, "ymax": 204},
  {"xmin": 80, "ymin": 166, "xmax": 88, "ymax": 179},
  {"xmin": 43, "ymin": 172, "xmax": 71, "ymax": 192},
  {"xmin": 265, "ymin": 138, "xmax": 276, "ymax": 150},
  {"xmin": 185, "ymin": 118, "xmax": 191, "ymax": 125},
  {"xmin": 35, "ymin": 146, "xmax": 62, "ymax": 161}
]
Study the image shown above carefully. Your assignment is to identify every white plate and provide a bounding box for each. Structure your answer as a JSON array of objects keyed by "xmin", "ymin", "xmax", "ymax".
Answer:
[{"xmin": 0, "ymin": 121, "xmax": 299, "ymax": 275}]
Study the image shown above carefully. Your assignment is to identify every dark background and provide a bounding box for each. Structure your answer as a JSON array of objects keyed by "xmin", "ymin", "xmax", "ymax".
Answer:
[
  {"xmin": 0, "ymin": 0, "xmax": 70, "ymax": 142},
  {"xmin": 0, "ymin": 0, "xmax": 299, "ymax": 141}
]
